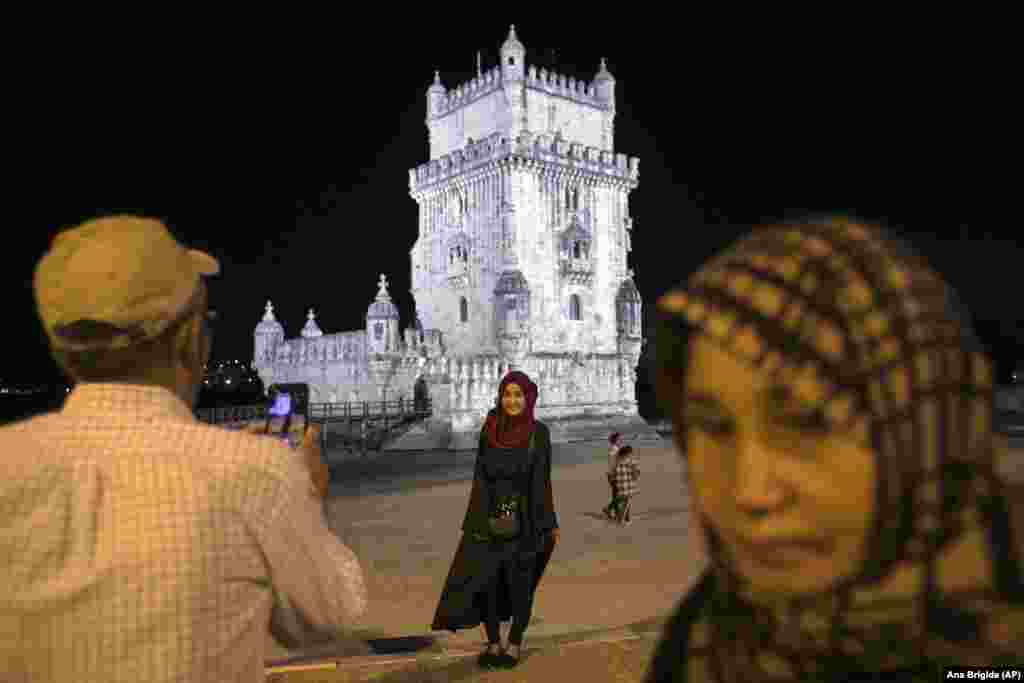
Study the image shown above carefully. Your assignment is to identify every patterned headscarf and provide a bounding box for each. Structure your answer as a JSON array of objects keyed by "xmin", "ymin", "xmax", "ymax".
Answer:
[
  {"xmin": 483, "ymin": 370, "xmax": 538, "ymax": 449},
  {"xmin": 655, "ymin": 218, "xmax": 1022, "ymax": 679}
]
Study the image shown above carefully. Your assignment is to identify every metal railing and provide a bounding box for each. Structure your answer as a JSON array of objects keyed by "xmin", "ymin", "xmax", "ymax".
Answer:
[
  {"xmin": 308, "ymin": 398, "xmax": 432, "ymax": 422},
  {"xmin": 195, "ymin": 398, "xmax": 433, "ymax": 452},
  {"xmin": 196, "ymin": 398, "xmax": 432, "ymax": 425},
  {"xmin": 195, "ymin": 404, "xmax": 269, "ymax": 427}
]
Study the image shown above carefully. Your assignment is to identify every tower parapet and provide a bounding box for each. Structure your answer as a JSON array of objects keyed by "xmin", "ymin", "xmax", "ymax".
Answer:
[
  {"xmin": 426, "ymin": 26, "xmax": 611, "ymax": 122},
  {"xmin": 527, "ymin": 65, "xmax": 607, "ymax": 108},
  {"xmin": 409, "ymin": 132, "xmax": 639, "ymax": 193},
  {"xmin": 427, "ymin": 63, "xmax": 612, "ymax": 120}
]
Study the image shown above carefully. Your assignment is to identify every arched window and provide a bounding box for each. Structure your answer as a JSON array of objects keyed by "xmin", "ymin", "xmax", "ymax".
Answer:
[
  {"xmin": 374, "ymin": 322, "xmax": 384, "ymax": 340},
  {"xmin": 573, "ymin": 188, "xmax": 579, "ymax": 211},
  {"xmin": 506, "ymin": 297, "xmax": 518, "ymax": 332},
  {"xmin": 508, "ymin": 56, "xmax": 514, "ymax": 65},
  {"xmin": 573, "ymin": 241, "xmax": 581, "ymax": 259},
  {"xmin": 569, "ymin": 294, "xmax": 581, "ymax": 321},
  {"xmin": 460, "ymin": 297, "xmax": 469, "ymax": 323}
]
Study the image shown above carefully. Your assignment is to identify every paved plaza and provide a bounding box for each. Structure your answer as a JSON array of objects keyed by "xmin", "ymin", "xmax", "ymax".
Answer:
[{"xmin": 264, "ymin": 437, "xmax": 708, "ymax": 675}]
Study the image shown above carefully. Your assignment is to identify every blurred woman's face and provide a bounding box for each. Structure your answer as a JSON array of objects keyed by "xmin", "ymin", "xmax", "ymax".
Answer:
[
  {"xmin": 679, "ymin": 336, "xmax": 876, "ymax": 597},
  {"xmin": 502, "ymin": 382, "xmax": 525, "ymax": 416}
]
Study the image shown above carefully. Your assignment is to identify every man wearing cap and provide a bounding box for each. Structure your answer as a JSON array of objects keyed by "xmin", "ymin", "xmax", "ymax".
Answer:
[{"xmin": 0, "ymin": 216, "xmax": 367, "ymax": 682}]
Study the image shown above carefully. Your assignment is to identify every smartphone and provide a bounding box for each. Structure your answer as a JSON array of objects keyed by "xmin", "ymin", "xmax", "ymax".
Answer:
[{"xmin": 265, "ymin": 391, "xmax": 307, "ymax": 448}]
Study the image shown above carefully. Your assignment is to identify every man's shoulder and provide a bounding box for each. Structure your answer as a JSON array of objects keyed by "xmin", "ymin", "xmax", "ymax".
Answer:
[{"xmin": 0, "ymin": 412, "xmax": 300, "ymax": 489}]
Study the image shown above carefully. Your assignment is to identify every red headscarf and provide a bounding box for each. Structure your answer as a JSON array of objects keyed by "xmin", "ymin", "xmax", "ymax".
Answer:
[{"xmin": 483, "ymin": 370, "xmax": 538, "ymax": 449}]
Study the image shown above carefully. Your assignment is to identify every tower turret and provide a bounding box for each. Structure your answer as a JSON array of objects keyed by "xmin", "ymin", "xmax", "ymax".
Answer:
[
  {"xmin": 301, "ymin": 308, "xmax": 323, "ymax": 338},
  {"xmin": 594, "ymin": 58, "xmax": 616, "ymax": 107},
  {"xmin": 500, "ymin": 24, "xmax": 525, "ymax": 80},
  {"xmin": 500, "ymin": 25, "xmax": 527, "ymax": 143},
  {"xmin": 594, "ymin": 58, "xmax": 616, "ymax": 151},
  {"xmin": 427, "ymin": 70, "xmax": 446, "ymax": 118},
  {"xmin": 366, "ymin": 274, "xmax": 401, "ymax": 354},
  {"xmin": 254, "ymin": 300, "xmax": 285, "ymax": 366}
]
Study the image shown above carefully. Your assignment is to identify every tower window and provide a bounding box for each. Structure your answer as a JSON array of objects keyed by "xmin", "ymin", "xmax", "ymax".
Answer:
[
  {"xmin": 460, "ymin": 297, "xmax": 469, "ymax": 323},
  {"xmin": 374, "ymin": 322, "xmax": 384, "ymax": 340},
  {"xmin": 506, "ymin": 297, "xmax": 518, "ymax": 331},
  {"xmin": 569, "ymin": 294, "xmax": 581, "ymax": 321},
  {"xmin": 508, "ymin": 57, "xmax": 514, "ymax": 65}
]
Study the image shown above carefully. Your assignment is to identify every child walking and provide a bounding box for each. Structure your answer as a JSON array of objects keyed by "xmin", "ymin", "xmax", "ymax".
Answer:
[
  {"xmin": 603, "ymin": 432, "xmax": 623, "ymax": 520},
  {"xmin": 612, "ymin": 445, "xmax": 639, "ymax": 525}
]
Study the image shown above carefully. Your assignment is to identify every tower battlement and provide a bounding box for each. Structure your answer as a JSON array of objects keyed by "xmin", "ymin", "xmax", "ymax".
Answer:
[
  {"xmin": 409, "ymin": 131, "xmax": 638, "ymax": 194},
  {"xmin": 429, "ymin": 64, "xmax": 611, "ymax": 120},
  {"xmin": 425, "ymin": 28, "xmax": 618, "ymax": 160},
  {"xmin": 526, "ymin": 65, "xmax": 609, "ymax": 108},
  {"xmin": 432, "ymin": 68, "xmax": 503, "ymax": 117}
]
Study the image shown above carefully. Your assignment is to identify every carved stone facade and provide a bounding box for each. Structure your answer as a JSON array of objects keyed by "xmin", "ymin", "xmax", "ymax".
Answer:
[{"xmin": 254, "ymin": 27, "xmax": 650, "ymax": 449}]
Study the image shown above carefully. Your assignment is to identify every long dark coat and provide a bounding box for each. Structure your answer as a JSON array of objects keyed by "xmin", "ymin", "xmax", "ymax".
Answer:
[{"xmin": 431, "ymin": 421, "xmax": 558, "ymax": 632}]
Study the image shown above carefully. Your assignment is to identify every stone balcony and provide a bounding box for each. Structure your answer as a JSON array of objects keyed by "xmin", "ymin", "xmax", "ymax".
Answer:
[
  {"xmin": 446, "ymin": 261, "xmax": 470, "ymax": 289},
  {"xmin": 559, "ymin": 254, "xmax": 595, "ymax": 286}
]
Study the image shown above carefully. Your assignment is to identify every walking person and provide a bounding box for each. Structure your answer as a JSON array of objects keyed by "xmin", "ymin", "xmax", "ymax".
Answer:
[
  {"xmin": 613, "ymin": 445, "xmax": 639, "ymax": 525},
  {"xmin": 645, "ymin": 217, "xmax": 1023, "ymax": 681},
  {"xmin": 1, "ymin": 216, "xmax": 366, "ymax": 682},
  {"xmin": 264, "ymin": 385, "xmax": 293, "ymax": 442},
  {"xmin": 431, "ymin": 371, "xmax": 560, "ymax": 670},
  {"xmin": 603, "ymin": 432, "xmax": 623, "ymax": 520}
]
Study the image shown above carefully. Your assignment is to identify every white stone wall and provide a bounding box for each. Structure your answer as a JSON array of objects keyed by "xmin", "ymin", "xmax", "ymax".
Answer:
[
  {"xmin": 429, "ymin": 88, "xmax": 508, "ymax": 160},
  {"xmin": 410, "ymin": 135, "xmax": 638, "ymax": 359},
  {"xmin": 427, "ymin": 60, "xmax": 614, "ymax": 162},
  {"xmin": 524, "ymin": 88, "xmax": 605, "ymax": 149}
]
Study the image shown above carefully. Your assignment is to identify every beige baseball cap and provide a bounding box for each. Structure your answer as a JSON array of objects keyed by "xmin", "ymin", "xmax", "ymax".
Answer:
[{"xmin": 34, "ymin": 215, "xmax": 220, "ymax": 352}]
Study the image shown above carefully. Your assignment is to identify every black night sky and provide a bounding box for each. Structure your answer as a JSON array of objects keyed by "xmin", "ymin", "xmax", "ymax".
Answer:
[{"xmin": 6, "ymin": 21, "xmax": 1018, "ymax": 386}]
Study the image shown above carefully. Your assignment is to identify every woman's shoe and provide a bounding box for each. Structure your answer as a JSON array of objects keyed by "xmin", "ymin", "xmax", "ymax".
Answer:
[
  {"xmin": 477, "ymin": 644, "xmax": 500, "ymax": 669},
  {"xmin": 498, "ymin": 644, "xmax": 521, "ymax": 668}
]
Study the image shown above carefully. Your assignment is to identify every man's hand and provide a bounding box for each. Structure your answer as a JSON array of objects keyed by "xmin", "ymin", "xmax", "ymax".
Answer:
[
  {"xmin": 246, "ymin": 423, "xmax": 329, "ymax": 499},
  {"xmin": 550, "ymin": 528, "xmax": 560, "ymax": 545},
  {"xmin": 301, "ymin": 425, "xmax": 329, "ymax": 499}
]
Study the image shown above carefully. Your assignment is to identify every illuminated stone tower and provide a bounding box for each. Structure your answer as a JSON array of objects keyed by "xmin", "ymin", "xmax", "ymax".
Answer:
[{"xmin": 408, "ymin": 25, "xmax": 642, "ymax": 396}]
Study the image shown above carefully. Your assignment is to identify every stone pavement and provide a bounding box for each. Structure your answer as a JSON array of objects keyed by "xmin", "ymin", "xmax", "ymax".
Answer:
[
  {"xmin": 264, "ymin": 628, "xmax": 665, "ymax": 682},
  {"xmin": 264, "ymin": 438, "xmax": 709, "ymax": 679}
]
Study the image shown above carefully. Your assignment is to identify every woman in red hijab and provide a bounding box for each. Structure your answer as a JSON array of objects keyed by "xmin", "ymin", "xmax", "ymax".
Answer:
[{"xmin": 431, "ymin": 370, "xmax": 560, "ymax": 670}]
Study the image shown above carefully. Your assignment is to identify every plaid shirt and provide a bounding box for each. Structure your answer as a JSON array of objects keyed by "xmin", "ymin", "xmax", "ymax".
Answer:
[
  {"xmin": 607, "ymin": 444, "xmax": 621, "ymax": 475},
  {"xmin": 614, "ymin": 454, "xmax": 639, "ymax": 498},
  {"xmin": 0, "ymin": 383, "xmax": 367, "ymax": 683}
]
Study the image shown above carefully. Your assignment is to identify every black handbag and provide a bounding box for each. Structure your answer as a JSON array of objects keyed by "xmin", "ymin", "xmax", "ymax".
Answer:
[
  {"xmin": 486, "ymin": 432, "xmax": 536, "ymax": 540},
  {"xmin": 488, "ymin": 494, "xmax": 521, "ymax": 538}
]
